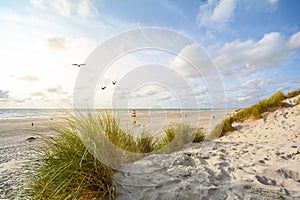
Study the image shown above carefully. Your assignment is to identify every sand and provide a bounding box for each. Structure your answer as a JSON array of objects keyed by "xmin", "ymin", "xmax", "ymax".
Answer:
[
  {"xmin": 0, "ymin": 111, "xmax": 223, "ymax": 199},
  {"xmin": 114, "ymin": 103, "xmax": 300, "ymax": 199},
  {"xmin": 0, "ymin": 118, "xmax": 58, "ymax": 199},
  {"xmin": 1, "ymin": 104, "xmax": 299, "ymax": 199}
]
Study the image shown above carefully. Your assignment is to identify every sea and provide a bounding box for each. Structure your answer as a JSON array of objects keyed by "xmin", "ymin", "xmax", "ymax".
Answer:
[{"xmin": 0, "ymin": 109, "xmax": 69, "ymax": 120}]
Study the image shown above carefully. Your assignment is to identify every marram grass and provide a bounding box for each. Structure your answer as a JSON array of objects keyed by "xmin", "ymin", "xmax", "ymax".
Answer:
[
  {"xmin": 20, "ymin": 111, "xmax": 205, "ymax": 199},
  {"xmin": 157, "ymin": 123, "xmax": 206, "ymax": 153},
  {"xmin": 207, "ymin": 90, "xmax": 299, "ymax": 139},
  {"xmin": 22, "ymin": 114, "xmax": 116, "ymax": 200}
]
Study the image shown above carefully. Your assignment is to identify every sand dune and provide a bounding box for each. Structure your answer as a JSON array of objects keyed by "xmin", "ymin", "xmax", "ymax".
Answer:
[
  {"xmin": 1, "ymin": 103, "xmax": 299, "ymax": 199},
  {"xmin": 114, "ymin": 104, "xmax": 300, "ymax": 199}
]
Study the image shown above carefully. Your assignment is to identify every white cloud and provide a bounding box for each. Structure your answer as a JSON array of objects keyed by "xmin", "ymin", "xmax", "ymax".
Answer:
[
  {"xmin": 197, "ymin": 0, "xmax": 236, "ymax": 29},
  {"xmin": 78, "ymin": 0, "xmax": 99, "ymax": 18},
  {"xmin": 214, "ymin": 31, "xmax": 300, "ymax": 76},
  {"xmin": 288, "ymin": 31, "xmax": 300, "ymax": 50},
  {"xmin": 197, "ymin": 0, "xmax": 281, "ymax": 29},
  {"xmin": 241, "ymin": 78, "xmax": 285, "ymax": 89},
  {"xmin": 51, "ymin": 0, "xmax": 72, "ymax": 17},
  {"xmin": 237, "ymin": 94, "xmax": 251, "ymax": 102},
  {"xmin": 211, "ymin": 0, "xmax": 236, "ymax": 22},
  {"xmin": 168, "ymin": 43, "xmax": 214, "ymax": 77},
  {"xmin": 30, "ymin": 0, "xmax": 98, "ymax": 18}
]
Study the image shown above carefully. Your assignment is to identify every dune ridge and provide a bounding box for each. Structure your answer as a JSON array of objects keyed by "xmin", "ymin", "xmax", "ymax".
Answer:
[{"xmin": 114, "ymin": 99, "xmax": 300, "ymax": 199}]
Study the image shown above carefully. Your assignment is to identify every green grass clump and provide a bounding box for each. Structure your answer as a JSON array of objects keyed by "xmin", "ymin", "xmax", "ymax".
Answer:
[
  {"xmin": 157, "ymin": 124, "xmax": 205, "ymax": 152},
  {"xmin": 207, "ymin": 90, "xmax": 292, "ymax": 139},
  {"xmin": 232, "ymin": 91, "xmax": 286, "ymax": 122},
  {"xmin": 207, "ymin": 117, "xmax": 234, "ymax": 140},
  {"xmin": 157, "ymin": 123, "xmax": 191, "ymax": 152},
  {"xmin": 267, "ymin": 90, "xmax": 286, "ymax": 108},
  {"xmin": 19, "ymin": 111, "xmax": 211, "ymax": 199},
  {"xmin": 297, "ymin": 98, "xmax": 300, "ymax": 105},
  {"xmin": 22, "ymin": 112, "xmax": 159, "ymax": 199},
  {"xmin": 206, "ymin": 123, "xmax": 223, "ymax": 140},
  {"xmin": 192, "ymin": 127, "xmax": 206, "ymax": 143},
  {"xmin": 285, "ymin": 89, "xmax": 300, "ymax": 99},
  {"xmin": 23, "ymin": 117, "xmax": 115, "ymax": 200}
]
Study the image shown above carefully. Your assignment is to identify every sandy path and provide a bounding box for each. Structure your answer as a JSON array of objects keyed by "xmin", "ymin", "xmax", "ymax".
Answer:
[{"xmin": 114, "ymin": 105, "xmax": 300, "ymax": 199}]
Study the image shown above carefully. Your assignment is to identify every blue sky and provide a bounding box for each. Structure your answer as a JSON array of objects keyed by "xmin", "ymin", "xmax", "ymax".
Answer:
[{"xmin": 0, "ymin": 0, "xmax": 299, "ymax": 108}]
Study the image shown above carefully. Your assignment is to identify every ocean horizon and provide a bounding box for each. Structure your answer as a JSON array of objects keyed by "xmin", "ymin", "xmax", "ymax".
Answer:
[{"xmin": 0, "ymin": 108, "xmax": 231, "ymax": 120}]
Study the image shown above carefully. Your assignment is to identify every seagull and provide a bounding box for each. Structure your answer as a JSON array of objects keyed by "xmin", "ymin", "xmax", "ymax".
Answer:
[
  {"xmin": 72, "ymin": 63, "xmax": 86, "ymax": 67},
  {"xmin": 112, "ymin": 81, "xmax": 117, "ymax": 85},
  {"xmin": 101, "ymin": 86, "xmax": 106, "ymax": 90}
]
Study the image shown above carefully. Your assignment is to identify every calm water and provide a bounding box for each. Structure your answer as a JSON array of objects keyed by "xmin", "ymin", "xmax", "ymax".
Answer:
[{"xmin": 0, "ymin": 109, "xmax": 68, "ymax": 119}]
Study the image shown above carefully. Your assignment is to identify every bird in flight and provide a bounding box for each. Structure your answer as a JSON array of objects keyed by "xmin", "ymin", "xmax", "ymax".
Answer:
[
  {"xmin": 101, "ymin": 86, "xmax": 106, "ymax": 90},
  {"xmin": 112, "ymin": 81, "xmax": 117, "ymax": 85},
  {"xmin": 72, "ymin": 64, "xmax": 86, "ymax": 67}
]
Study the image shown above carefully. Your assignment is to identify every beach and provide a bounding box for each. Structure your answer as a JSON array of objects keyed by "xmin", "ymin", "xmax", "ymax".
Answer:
[
  {"xmin": 0, "ymin": 118, "xmax": 57, "ymax": 198},
  {"xmin": 0, "ymin": 110, "xmax": 224, "ymax": 198},
  {"xmin": 0, "ymin": 106, "xmax": 299, "ymax": 199},
  {"xmin": 114, "ymin": 103, "xmax": 300, "ymax": 199}
]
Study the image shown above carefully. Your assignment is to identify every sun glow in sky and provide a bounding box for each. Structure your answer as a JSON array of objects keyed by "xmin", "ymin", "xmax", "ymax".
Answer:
[{"xmin": 0, "ymin": 0, "xmax": 299, "ymax": 108}]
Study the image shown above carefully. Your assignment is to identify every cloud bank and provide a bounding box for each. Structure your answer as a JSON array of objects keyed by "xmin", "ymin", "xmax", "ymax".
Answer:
[{"xmin": 214, "ymin": 31, "xmax": 300, "ymax": 76}]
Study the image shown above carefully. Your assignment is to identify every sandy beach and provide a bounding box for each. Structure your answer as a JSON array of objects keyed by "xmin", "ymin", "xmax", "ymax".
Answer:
[
  {"xmin": 114, "ymin": 103, "xmax": 300, "ymax": 199},
  {"xmin": 0, "ymin": 105, "xmax": 299, "ymax": 199},
  {"xmin": 0, "ymin": 110, "xmax": 223, "ymax": 198},
  {"xmin": 0, "ymin": 118, "xmax": 58, "ymax": 198}
]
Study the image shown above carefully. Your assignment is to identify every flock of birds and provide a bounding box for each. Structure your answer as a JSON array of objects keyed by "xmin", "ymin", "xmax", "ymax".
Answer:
[{"xmin": 73, "ymin": 63, "xmax": 116, "ymax": 90}]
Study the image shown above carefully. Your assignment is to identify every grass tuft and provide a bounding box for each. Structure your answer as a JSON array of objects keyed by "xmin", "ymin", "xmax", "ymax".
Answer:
[
  {"xmin": 157, "ymin": 124, "xmax": 206, "ymax": 152},
  {"xmin": 21, "ymin": 111, "xmax": 160, "ymax": 199},
  {"xmin": 20, "ymin": 112, "xmax": 207, "ymax": 199},
  {"xmin": 285, "ymin": 89, "xmax": 300, "ymax": 99},
  {"xmin": 192, "ymin": 127, "xmax": 206, "ymax": 143},
  {"xmin": 207, "ymin": 90, "xmax": 297, "ymax": 139},
  {"xmin": 23, "ymin": 115, "xmax": 115, "ymax": 200}
]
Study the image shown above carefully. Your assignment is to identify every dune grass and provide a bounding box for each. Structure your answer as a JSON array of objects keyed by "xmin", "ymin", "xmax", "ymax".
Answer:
[
  {"xmin": 192, "ymin": 127, "xmax": 206, "ymax": 143},
  {"xmin": 207, "ymin": 117, "xmax": 234, "ymax": 140},
  {"xmin": 23, "ymin": 117, "xmax": 115, "ymax": 199},
  {"xmin": 21, "ymin": 111, "xmax": 205, "ymax": 199},
  {"xmin": 232, "ymin": 91, "xmax": 286, "ymax": 122},
  {"xmin": 285, "ymin": 89, "xmax": 300, "ymax": 99},
  {"xmin": 207, "ymin": 90, "xmax": 296, "ymax": 139},
  {"xmin": 156, "ymin": 123, "xmax": 205, "ymax": 152}
]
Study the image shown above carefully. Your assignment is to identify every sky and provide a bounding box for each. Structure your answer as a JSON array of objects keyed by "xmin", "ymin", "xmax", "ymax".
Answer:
[{"xmin": 0, "ymin": 0, "xmax": 299, "ymax": 109}]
